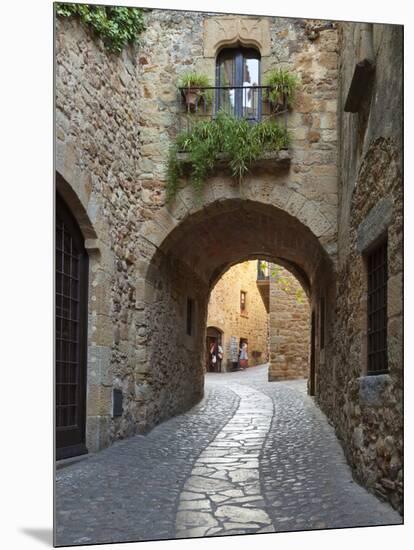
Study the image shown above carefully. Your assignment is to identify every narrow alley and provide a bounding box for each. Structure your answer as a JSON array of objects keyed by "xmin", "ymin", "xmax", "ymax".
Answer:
[{"xmin": 55, "ymin": 365, "xmax": 401, "ymax": 546}]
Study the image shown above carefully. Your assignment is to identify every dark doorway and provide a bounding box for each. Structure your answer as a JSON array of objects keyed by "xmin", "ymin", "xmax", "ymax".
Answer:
[
  {"xmin": 206, "ymin": 327, "xmax": 222, "ymax": 372},
  {"xmin": 56, "ymin": 193, "xmax": 89, "ymax": 460}
]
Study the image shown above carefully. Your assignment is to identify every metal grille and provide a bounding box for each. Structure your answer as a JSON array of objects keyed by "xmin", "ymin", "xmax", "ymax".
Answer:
[
  {"xmin": 113, "ymin": 389, "xmax": 123, "ymax": 417},
  {"xmin": 367, "ymin": 239, "xmax": 388, "ymax": 374},
  {"xmin": 56, "ymin": 211, "xmax": 82, "ymax": 428}
]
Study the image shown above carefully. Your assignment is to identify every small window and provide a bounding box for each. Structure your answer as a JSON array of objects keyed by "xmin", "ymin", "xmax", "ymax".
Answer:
[
  {"xmin": 240, "ymin": 291, "xmax": 247, "ymax": 313},
  {"xmin": 367, "ymin": 238, "xmax": 388, "ymax": 375},
  {"xmin": 186, "ymin": 298, "xmax": 193, "ymax": 336},
  {"xmin": 320, "ymin": 296, "xmax": 325, "ymax": 350}
]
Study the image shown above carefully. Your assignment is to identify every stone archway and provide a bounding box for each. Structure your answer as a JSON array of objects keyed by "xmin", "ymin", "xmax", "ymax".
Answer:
[{"xmin": 136, "ymin": 195, "xmax": 335, "ymax": 432}]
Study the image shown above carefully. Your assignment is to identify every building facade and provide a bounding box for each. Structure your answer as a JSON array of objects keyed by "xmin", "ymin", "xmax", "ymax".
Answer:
[
  {"xmin": 206, "ymin": 260, "xmax": 310, "ymax": 374},
  {"xmin": 207, "ymin": 261, "xmax": 270, "ymax": 371},
  {"xmin": 55, "ymin": 9, "xmax": 402, "ymax": 512}
]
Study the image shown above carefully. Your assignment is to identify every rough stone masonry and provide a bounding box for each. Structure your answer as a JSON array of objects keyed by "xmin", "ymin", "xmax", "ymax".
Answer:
[{"xmin": 55, "ymin": 10, "xmax": 403, "ymax": 513}]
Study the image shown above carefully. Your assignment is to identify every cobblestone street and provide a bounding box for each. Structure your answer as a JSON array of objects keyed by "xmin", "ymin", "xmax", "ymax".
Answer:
[{"xmin": 55, "ymin": 365, "xmax": 401, "ymax": 546}]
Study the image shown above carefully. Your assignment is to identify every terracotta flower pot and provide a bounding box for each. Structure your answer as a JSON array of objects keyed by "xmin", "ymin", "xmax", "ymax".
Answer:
[
  {"xmin": 269, "ymin": 92, "xmax": 287, "ymax": 113},
  {"xmin": 184, "ymin": 88, "xmax": 201, "ymax": 109}
]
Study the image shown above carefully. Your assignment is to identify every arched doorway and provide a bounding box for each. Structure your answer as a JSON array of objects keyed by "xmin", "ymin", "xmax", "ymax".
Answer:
[{"xmin": 56, "ymin": 193, "xmax": 89, "ymax": 459}]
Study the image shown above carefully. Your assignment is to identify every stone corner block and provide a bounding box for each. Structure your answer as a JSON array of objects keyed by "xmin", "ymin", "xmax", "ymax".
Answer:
[{"xmin": 358, "ymin": 374, "xmax": 392, "ymax": 407}]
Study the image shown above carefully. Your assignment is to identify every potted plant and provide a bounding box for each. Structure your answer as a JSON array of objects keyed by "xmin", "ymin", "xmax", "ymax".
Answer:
[
  {"xmin": 178, "ymin": 72, "xmax": 212, "ymax": 111},
  {"xmin": 263, "ymin": 68, "xmax": 299, "ymax": 113}
]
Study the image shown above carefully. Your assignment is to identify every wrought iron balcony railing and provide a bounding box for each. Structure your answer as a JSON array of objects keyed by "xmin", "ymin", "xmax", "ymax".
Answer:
[{"xmin": 177, "ymin": 85, "xmax": 288, "ymax": 133}]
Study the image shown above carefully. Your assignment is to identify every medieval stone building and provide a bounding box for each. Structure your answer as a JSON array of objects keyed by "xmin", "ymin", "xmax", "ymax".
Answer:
[
  {"xmin": 206, "ymin": 260, "xmax": 310, "ymax": 376},
  {"xmin": 206, "ymin": 260, "xmax": 270, "ymax": 371},
  {"xmin": 55, "ymin": 8, "xmax": 403, "ymax": 513}
]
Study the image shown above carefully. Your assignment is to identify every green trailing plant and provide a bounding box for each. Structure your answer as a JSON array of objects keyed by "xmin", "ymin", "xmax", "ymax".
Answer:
[
  {"xmin": 263, "ymin": 68, "xmax": 300, "ymax": 110},
  {"xmin": 178, "ymin": 71, "xmax": 213, "ymax": 107},
  {"xmin": 55, "ymin": 3, "xmax": 146, "ymax": 53},
  {"xmin": 166, "ymin": 112, "xmax": 290, "ymax": 201}
]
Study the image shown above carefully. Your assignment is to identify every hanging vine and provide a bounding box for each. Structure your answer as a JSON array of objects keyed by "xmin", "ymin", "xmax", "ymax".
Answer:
[
  {"xmin": 166, "ymin": 112, "xmax": 290, "ymax": 201},
  {"xmin": 55, "ymin": 3, "xmax": 146, "ymax": 53}
]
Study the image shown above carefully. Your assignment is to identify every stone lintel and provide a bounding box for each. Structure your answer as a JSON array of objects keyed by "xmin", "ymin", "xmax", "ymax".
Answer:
[
  {"xmin": 356, "ymin": 196, "xmax": 393, "ymax": 253},
  {"xmin": 204, "ymin": 17, "xmax": 271, "ymax": 58}
]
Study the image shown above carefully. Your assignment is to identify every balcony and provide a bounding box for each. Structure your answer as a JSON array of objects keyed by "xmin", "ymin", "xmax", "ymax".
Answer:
[
  {"xmin": 256, "ymin": 260, "xmax": 270, "ymax": 313},
  {"xmin": 175, "ymin": 86, "xmax": 291, "ymax": 173},
  {"xmin": 177, "ymin": 85, "xmax": 288, "ymax": 132}
]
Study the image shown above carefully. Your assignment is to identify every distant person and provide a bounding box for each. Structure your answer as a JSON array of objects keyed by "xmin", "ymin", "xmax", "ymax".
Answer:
[
  {"xmin": 239, "ymin": 342, "xmax": 248, "ymax": 370},
  {"xmin": 217, "ymin": 343, "xmax": 223, "ymax": 372},
  {"xmin": 210, "ymin": 341, "xmax": 217, "ymax": 372}
]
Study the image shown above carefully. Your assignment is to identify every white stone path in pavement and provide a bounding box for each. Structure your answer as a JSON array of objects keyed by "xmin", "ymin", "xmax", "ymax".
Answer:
[
  {"xmin": 56, "ymin": 366, "xmax": 402, "ymax": 546},
  {"xmin": 176, "ymin": 383, "xmax": 275, "ymax": 537}
]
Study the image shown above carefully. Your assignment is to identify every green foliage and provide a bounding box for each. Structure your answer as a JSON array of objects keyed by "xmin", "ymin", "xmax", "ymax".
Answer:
[
  {"xmin": 262, "ymin": 262, "xmax": 305, "ymax": 304},
  {"xmin": 55, "ymin": 3, "xmax": 146, "ymax": 53},
  {"xmin": 178, "ymin": 72, "xmax": 211, "ymax": 89},
  {"xmin": 263, "ymin": 68, "xmax": 300, "ymax": 109},
  {"xmin": 166, "ymin": 112, "xmax": 290, "ymax": 201},
  {"xmin": 178, "ymin": 71, "xmax": 213, "ymax": 106}
]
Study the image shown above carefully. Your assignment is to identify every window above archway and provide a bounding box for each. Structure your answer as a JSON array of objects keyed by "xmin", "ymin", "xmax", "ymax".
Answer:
[{"xmin": 216, "ymin": 47, "xmax": 261, "ymax": 120}]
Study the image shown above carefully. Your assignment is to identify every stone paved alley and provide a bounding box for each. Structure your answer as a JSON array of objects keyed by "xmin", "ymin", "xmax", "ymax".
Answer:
[{"xmin": 55, "ymin": 365, "xmax": 401, "ymax": 546}]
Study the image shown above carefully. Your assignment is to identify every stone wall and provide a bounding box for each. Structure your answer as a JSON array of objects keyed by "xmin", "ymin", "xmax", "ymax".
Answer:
[
  {"xmin": 326, "ymin": 23, "xmax": 403, "ymax": 512},
  {"xmin": 56, "ymin": 8, "xmax": 402, "ymax": 514},
  {"xmin": 55, "ymin": 10, "xmax": 339, "ymax": 453},
  {"xmin": 207, "ymin": 261, "xmax": 269, "ymax": 369},
  {"xmin": 137, "ymin": 11, "xmax": 339, "ymax": 260},
  {"xmin": 136, "ymin": 10, "xmax": 339, "ymax": 415},
  {"xmin": 268, "ymin": 266, "xmax": 310, "ymax": 380},
  {"xmin": 56, "ymin": 15, "xmax": 146, "ymax": 450}
]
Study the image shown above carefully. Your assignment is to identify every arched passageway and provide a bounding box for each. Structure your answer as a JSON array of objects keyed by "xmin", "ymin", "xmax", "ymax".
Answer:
[
  {"xmin": 206, "ymin": 259, "xmax": 311, "ymax": 378},
  {"xmin": 139, "ymin": 199, "xmax": 335, "ymax": 430}
]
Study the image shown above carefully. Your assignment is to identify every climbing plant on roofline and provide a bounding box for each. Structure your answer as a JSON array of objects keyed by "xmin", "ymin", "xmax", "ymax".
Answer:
[
  {"xmin": 166, "ymin": 112, "xmax": 290, "ymax": 201},
  {"xmin": 55, "ymin": 3, "xmax": 146, "ymax": 53}
]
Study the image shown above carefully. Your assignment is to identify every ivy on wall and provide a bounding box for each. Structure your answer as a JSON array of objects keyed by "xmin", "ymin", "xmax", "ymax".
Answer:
[{"xmin": 55, "ymin": 3, "xmax": 146, "ymax": 53}]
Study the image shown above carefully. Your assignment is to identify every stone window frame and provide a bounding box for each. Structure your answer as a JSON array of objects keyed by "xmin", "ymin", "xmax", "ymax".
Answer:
[
  {"xmin": 365, "ymin": 235, "xmax": 388, "ymax": 376},
  {"xmin": 356, "ymin": 196, "xmax": 393, "ymax": 378},
  {"xmin": 360, "ymin": 230, "xmax": 389, "ymax": 377},
  {"xmin": 203, "ymin": 17, "xmax": 272, "ymax": 97}
]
